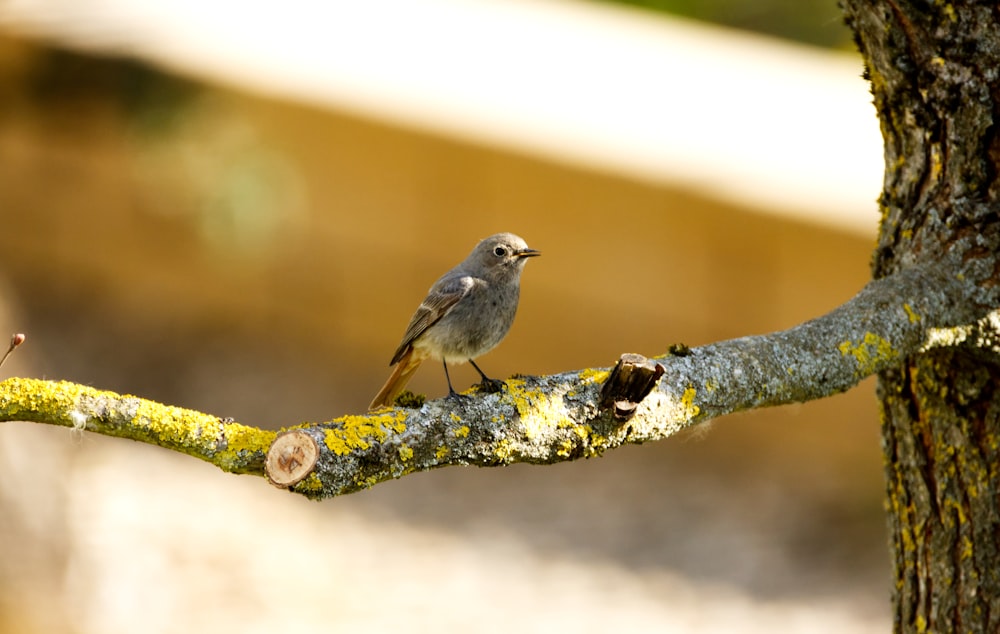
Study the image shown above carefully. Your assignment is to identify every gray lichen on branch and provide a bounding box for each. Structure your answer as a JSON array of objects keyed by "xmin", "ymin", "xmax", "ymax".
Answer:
[{"xmin": 0, "ymin": 261, "xmax": 992, "ymax": 499}]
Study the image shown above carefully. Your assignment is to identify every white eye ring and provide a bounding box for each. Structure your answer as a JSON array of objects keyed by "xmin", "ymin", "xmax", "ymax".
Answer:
[{"xmin": 493, "ymin": 246, "xmax": 507, "ymax": 257}]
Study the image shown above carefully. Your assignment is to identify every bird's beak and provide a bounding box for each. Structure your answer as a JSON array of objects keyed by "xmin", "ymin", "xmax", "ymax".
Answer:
[{"xmin": 516, "ymin": 248, "xmax": 541, "ymax": 258}]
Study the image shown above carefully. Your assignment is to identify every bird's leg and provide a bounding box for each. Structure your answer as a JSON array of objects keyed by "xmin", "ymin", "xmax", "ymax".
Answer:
[
  {"xmin": 442, "ymin": 361, "xmax": 465, "ymax": 400},
  {"xmin": 469, "ymin": 359, "xmax": 505, "ymax": 393}
]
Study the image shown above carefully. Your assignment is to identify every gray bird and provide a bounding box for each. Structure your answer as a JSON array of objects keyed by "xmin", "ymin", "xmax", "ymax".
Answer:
[{"xmin": 369, "ymin": 233, "xmax": 540, "ymax": 410}]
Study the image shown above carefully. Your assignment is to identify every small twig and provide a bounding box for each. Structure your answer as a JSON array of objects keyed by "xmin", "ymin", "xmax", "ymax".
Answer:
[{"xmin": 0, "ymin": 333, "xmax": 25, "ymax": 369}]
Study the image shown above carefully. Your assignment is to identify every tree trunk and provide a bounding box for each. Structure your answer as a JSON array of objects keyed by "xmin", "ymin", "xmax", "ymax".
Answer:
[{"xmin": 841, "ymin": 1, "xmax": 1000, "ymax": 631}]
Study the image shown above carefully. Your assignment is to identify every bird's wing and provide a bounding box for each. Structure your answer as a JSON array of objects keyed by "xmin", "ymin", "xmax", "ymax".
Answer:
[{"xmin": 389, "ymin": 275, "xmax": 476, "ymax": 365}]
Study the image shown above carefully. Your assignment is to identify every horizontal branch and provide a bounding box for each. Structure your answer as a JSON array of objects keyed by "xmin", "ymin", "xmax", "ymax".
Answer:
[
  {"xmin": 0, "ymin": 378, "xmax": 275, "ymax": 473},
  {"xmin": 0, "ymin": 261, "xmax": 993, "ymax": 499}
]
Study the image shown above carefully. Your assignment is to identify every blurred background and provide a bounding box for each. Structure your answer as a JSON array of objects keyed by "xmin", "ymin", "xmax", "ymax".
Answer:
[{"xmin": 0, "ymin": 0, "xmax": 889, "ymax": 632}]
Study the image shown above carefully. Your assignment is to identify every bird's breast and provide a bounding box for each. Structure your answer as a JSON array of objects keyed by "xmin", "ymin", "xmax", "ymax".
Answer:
[{"xmin": 416, "ymin": 282, "xmax": 520, "ymax": 362}]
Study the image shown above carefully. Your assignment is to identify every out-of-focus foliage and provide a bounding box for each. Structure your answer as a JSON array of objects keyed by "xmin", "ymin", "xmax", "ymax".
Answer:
[
  {"xmin": 17, "ymin": 45, "xmax": 200, "ymax": 135},
  {"xmin": 596, "ymin": 0, "xmax": 852, "ymax": 49}
]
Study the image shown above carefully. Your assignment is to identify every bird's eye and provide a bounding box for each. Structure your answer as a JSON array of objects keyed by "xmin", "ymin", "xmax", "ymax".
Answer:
[{"xmin": 493, "ymin": 246, "xmax": 507, "ymax": 257}]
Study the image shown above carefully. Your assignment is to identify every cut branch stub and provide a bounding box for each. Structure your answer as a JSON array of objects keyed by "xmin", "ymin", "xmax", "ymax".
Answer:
[
  {"xmin": 265, "ymin": 430, "xmax": 319, "ymax": 488},
  {"xmin": 598, "ymin": 353, "xmax": 666, "ymax": 421}
]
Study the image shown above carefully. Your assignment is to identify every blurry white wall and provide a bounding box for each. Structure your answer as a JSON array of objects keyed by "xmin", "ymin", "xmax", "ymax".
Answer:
[{"xmin": 0, "ymin": 0, "xmax": 882, "ymax": 234}]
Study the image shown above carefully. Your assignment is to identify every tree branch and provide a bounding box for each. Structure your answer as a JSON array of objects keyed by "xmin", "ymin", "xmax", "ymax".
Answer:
[{"xmin": 1, "ymin": 261, "xmax": 994, "ymax": 499}]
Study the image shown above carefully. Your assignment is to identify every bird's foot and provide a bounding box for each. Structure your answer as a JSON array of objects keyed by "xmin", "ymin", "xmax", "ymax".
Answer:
[{"xmin": 476, "ymin": 377, "xmax": 505, "ymax": 394}]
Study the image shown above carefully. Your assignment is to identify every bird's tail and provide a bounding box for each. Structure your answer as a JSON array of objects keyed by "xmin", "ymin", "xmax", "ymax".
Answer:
[{"xmin": 369, "ymin": 347, "xmax": 425, "ymax": 411}]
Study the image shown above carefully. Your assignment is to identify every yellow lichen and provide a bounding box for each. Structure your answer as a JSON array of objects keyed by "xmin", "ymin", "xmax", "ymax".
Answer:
[
  {"xmin": 585, "ymin": 433, "xmax": 609, "ymax": 457},
  {"xmin": 942, "ymin": 497, "xmax": 967, "ymax": 525},
  {"xmin": 223, "ymin": 424, "xmax": 277, "ymax": 454},
  {"xmin": 655, "ymin": 384, "xmax": 701, "ymax": 424},
  {"xmin": 903, "ymin": 303, "xmax": 921, "ymax": 324},
  {"xmin": 505, "ymin": 377, "xmax": 567, "ymax": 440},
  {"xmin": 323, "ymin": 411, "xmax": 408, "ymax": 456},
  {"xmin": 215, "ymin": 424, "xmax": 277, "ymax": 471},
  {"xmin": 435, "ymin": 445, "xmax": 449, "ymax": 460},
  {"xmin": 838, "ymin": 332, "xmax": 897, "ymax": 376},
  {"xmin": 453, "ymin": 425, "xmax": 470, "ymax": 438},
  {"xmin": 294, "ymin": 473, "xmax": 324, "ymax": 493},
  {"xmin": 680, "ymin": 386, "xmax": 700, "ymax": 419},
  {"xmin": 961, "ymin": 536, "xmax": 974, "ymax": 560},
  {"xmin": 394, "ymin": 391, "xmax": 425, "ymax": 408},
  {"xmin": 398, "ymin": 444, "xmax": 413, "ymax": 461},
  {"xmin": 578, "ymin": 368, "xmax": 610, "ymax": 384},
  {"xmin": 494, "ymin": 439, "xmax": 515, "ymax": 461},
  {"xmin": 0, "ymin": 378, "xmax": 274, "ymax": 475}
]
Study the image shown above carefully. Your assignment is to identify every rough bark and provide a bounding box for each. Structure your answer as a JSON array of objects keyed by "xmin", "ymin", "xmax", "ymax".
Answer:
[{"xmin": 842, "ymin": 1, "xmax": 1000, "ymax": 631}]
